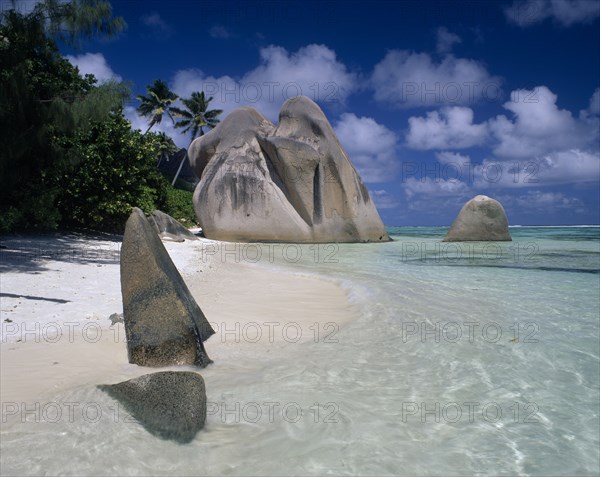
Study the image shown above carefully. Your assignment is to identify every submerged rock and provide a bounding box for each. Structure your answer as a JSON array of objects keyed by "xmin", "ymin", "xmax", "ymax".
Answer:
[
  {"xmin": 99, "ymin": 371, "xmax": 206, "ymax": 444},
  {"xmin": 120, "ymin": 208, "xmax": 214, "ymax": 367},
  {"xmin": 149, "ymin": 209, "xmax": 198, "ymax": 242},
  {"xmin": 443, "ymin": 195, "xmax": 512, "ymax": 241},
  {"xmin": 188, "ymin": 96, "xmax": 389, "ymax": 243}
]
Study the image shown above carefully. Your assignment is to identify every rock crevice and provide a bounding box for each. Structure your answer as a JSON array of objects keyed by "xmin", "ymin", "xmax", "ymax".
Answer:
[{"xmin": 188, "ymin": 96, "xmax": 389, "ymax": 243}]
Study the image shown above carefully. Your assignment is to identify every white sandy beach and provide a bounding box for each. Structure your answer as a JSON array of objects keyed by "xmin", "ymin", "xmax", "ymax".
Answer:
[{"xmin": 0, "ymin": 233, "xmax": 357, "ymax": 407}]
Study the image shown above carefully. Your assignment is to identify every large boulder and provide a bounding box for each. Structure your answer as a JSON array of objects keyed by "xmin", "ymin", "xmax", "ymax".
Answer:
[
  {"xmin": 99, "ymin": 371, "xmax": 206, "ymax": 443},
  {"xmin": 149, "ymin": 209, "xmax": 199, "ymax": 242},
  {"xmin": 188, "ymin": 96, "xmax": 389, "ymax": 243},
  {"xmin": 443, "ymin": 195, "xmax": 512, "ymax": 241},
  {"xmin": 120, "ymin": 208, "xmax": 214, "ymax": 367}
]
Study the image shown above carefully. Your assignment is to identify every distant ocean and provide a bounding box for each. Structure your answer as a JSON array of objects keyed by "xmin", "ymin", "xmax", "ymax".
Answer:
[{"xmin": 1, "ymin": 226, "xmax": 598, "ymax": 476}]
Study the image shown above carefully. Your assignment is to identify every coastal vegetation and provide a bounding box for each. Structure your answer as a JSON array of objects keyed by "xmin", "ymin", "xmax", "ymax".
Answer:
[{"xmin": 0, "ymin": 0, "xmax": 210, "ymax": 234}]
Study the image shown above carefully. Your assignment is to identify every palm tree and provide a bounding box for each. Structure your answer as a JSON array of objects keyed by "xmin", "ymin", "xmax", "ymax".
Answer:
[
  {"xmin": 170, "ymin": 92, "xmax": 223, "ymax": 185},
  {"xmin": 153, "ymin": 132, "xmax": 178, "ymax": 169},
  {"xmin": 136, "ymin": 79, "xmax": 178, "ymax": 134},
  {"xmin": 171, "ymin": 91, "xmax": 223, "ymax": 141}
]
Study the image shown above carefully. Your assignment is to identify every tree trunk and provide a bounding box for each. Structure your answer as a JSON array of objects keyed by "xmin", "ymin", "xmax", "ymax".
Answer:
[{"xmin": 172, "ymin": 151, "xmax": 187, "ymax": 187}]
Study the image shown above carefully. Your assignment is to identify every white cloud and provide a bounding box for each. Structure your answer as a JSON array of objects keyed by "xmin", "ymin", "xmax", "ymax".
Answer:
[
  {"xmin": 406, "ymin": 107, "xmax": 488, "ymax": 149},
  {"xmin": 524, "ymin": 149, "xmax": 600, "ymax": 185},
  {"xmin": 403, "ymin": 177, "xmax": 471, "ymax": 199},
  {"xmin": 243, "ymin": 44, "xmax": 358, "ymax": 118},
  {"xmin": 172, "ymin": 44, "xmax": 358, "ymax": 122},
  {"xmin": 406, "ymin": 86, "xmax": 599, "ymax": 162},
  {"xmin": 141, "ymin": 12, "xmax": 173, "ymax": 37},
  {"xmin": 514, "ymin": 191, "xmax": 584, "ymax": 210},
  {"xmin": 334, "ymin": 113, "xmax": 400, "ymax": 183},
  {"xmin": 436, "ymin": 27, "xmax": 461, "ymax": 54},
  {"xmin": 584, "ymin": 88, "xmax": 600, "ymax": 116},
  {"xmin": 370, "ymin": 189, "xmax": 399, "ymax": 209},
  {"xmin": 435, "ymin": 151, "xmax": 471, "ymax": 165},
  {"xmin": 489, "ymin": 86, "xmax": 599, "ymax": 158},
  {"xmin": 371, "ymin": 50, "xmax": 501, "ymax": 108},
  {"xmin": 171, "ymin": 69, "xmax": 239, "ymax": 118},
  {"xmin": 65, "ymin": 52, "xmax": 122, "ymax": 83},
  {"xmin": 505, "ymin": 0, "xmax": 600, "ymax": 27},
  {"xmin": 473, "ymin": 149, "xmax": 600, "ymax": 188},
  {"xmin": 401, "ymin": 177, "xmax": 472, "ymax": 213},
  {"xmin": 209, "ymin": 25, "xmax": 232, "ymax": 39}
]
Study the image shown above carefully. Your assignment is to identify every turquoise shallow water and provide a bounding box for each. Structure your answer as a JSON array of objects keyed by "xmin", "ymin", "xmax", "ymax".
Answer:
[{"xmin": 1, "ymin": 227, "xmax": 599, "ymax": 476}]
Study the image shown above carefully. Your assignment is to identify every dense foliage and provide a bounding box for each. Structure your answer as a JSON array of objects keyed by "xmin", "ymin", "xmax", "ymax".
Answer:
[
  {"xmin": 0, "ymin": 1, "xmax": 198, "ymax": 234},
  {"xmin": 162, "ymin": 187, "xmax": 197, "ymax": 227},
  {"xmin": 51, "ymin": 111, "xmax": 171, "ymax": 231}
]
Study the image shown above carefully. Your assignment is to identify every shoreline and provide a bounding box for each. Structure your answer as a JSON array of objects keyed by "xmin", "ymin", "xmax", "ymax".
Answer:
[{"xmin": 0, "ymin": 233, "xmax": 359, "ymax": 409}]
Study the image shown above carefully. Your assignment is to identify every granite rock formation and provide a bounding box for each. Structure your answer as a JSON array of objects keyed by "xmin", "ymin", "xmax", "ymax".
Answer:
[
  {"xmin": 120, "ymin": 208, "xmax": 214, "ymax": 367},
  {"xmin": 443, "ymin": 195, "xmax": 512, "ymax": 241},
  {"xmin": 188, "ymin": 96, "xmax": 389, "ymax": 243},
  {"xmin": 149, "ymin": 209, "xmax": 198, "ymax": 242}
]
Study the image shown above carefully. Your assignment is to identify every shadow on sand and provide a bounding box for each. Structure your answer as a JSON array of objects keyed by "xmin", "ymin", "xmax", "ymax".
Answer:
[{"xmin": 0, "ymin": 231, "xmax": 123, "ymax": 274}]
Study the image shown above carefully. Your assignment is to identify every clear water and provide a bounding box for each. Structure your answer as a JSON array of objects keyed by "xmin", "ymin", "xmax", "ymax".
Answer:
[{"xmin": 1, "ymin": 227, "xmax": 599, "ymax": 476}]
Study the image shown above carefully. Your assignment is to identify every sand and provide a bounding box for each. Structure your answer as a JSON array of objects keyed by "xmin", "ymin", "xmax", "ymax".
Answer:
[{"xmin": 0, "ymin": 233, "xmax": 357, "ymax": 407}]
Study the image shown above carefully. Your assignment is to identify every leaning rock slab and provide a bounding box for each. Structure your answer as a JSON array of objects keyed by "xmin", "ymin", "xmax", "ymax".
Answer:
[
  {"xmin": 99, "ymin": 371, "xmax": 206, "ymax": 443},
  {"xmin": 443, "ymin": 195, "xmax": 512, "ymax": 242},
  {"xmin": 149, "ymin": 209, "xmax": 199, "ymax": 242},
  {"xmin": 188, "ymin": 96, "xmax": 389, "ymax": 243},
  {"xmin": 120, "ymin": 208, "xmax": 214, "ymax": 367}
]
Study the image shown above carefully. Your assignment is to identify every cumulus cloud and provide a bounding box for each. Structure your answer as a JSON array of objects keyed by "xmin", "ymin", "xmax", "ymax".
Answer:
[
  {"xmin": 436, "ymin": 27, "xmax": 461, "ymax": 54},
  {"xmin": 406, "ymin": 85, "xmax": 599, "ymax": 167},
  {"xmin": 334, "ymin": 113, "xmax": 400, "ymax": 183},
  {"xmin": 141, "ymin": 12, "xmax": 173, "ymax": 37},
  {"xmin": 371, "ymin": 50, "xmax": 502, "ymax": 108},
  {"xmin": 489, "ymin": 86, "xmax": 599, "ymax": 158},
  {"xmin": 584, "ymin": 88, "xmax": 600, "ymax": 116},
  {"xmin": 505, "ymin": 0, "xmax": 600, "ymax": 27},
  {"xmin": 403, "ymin": 177, "xmax": 471, "ymax": 199},
  {"xmin": 370, "ymin": 189, "xmax": 400, "ymax": 209},
  {"xmin": 65, "ymin": 52, "xmax": 122, "ymax": 83},
  {"xmin": 172, "ymin": 44, "xmax": 358, "ymax": 121},
  {"xmin": 406, "ymin": 107, "xmax": 488, "ymax": 149},
  {"xmin": 513, "ymin": 191, "xmax": 584, "ymax": 211},
  {"xmin": 401, "ymin": 177, "xmax": 472, "ymax": 213},
  {"xmin": 171, "ymin": 69, "xmax": 238, "ymax": 117},
  {"xmin": 527, "ymin": 150, "xmax": 600, "ymax": 184},
  {"xmin": 242, "ymin": 44, "xmax": 358, "ymax": 118},
  {"xmin": 435, "ymin": 151, "xmax": 471, "ymax": 165},
  {"xmin": 473, "ymin": 149, "xmax": 600, "ymax": 188}
]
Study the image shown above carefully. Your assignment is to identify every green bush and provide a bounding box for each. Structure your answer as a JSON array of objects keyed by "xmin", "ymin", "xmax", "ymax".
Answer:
[
  {"xmin": 162, "ymin": 187, "xmax": 198, "ymax": 227},
  {"xmin": 51, "ymin": 110, "xmax": 170, "ymax": 232},
  {"xmin": 0, "ymin": 206, "xmax": 23, "ymax": 235},
  {"xmin": 0, "ymin": 187, "xmax": 61, "ymax": 234}
]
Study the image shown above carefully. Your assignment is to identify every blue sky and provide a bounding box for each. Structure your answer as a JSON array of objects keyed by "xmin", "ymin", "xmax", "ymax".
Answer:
[{"xmin": 57, "ymin": 0, "xmax": 600, "ymax": 225}]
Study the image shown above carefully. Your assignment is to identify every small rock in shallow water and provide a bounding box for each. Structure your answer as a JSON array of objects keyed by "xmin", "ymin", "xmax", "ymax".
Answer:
[
  {"xmin": 443, "ymin": 195, "xmax": 512, "ymax": 242},
  {"xmin": 98, "ymin": 371, "xmax": 207, "ymax": 444}
]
